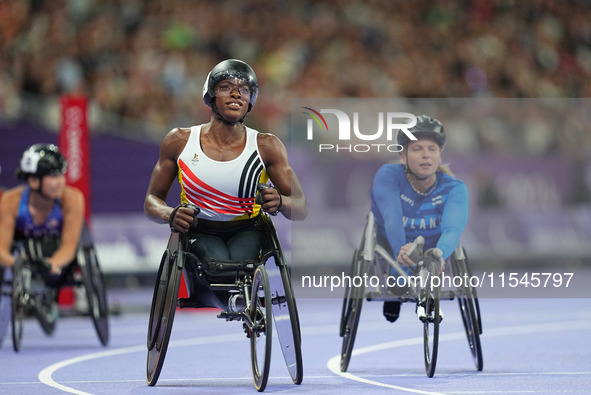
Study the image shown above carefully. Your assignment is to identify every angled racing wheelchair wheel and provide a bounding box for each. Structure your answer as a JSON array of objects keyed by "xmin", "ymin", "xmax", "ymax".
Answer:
[
  {"xmin": 34, "ymin": 288, "xmax": 57, "ymax": 336},
  {"xmin": 250, "ymin": 265, "xmax": 273, "ymax": 392},
  {"xmin": 340, "ymin": 248, "xmax": 366, "ymax": 372},
  {"xmin": 339, "ymin": 248, "xmax": 358, "ymax": 338},
  {"xmin": 451, "ymin": 252, "xmax": 483, "ymax": 372},
  {"xmin": 266, "ymin": 256, "xmax": 303, "ymax": 385},
  {"xmin": 81, "ymin": 246, "xmax": 109, "ymax": 346},
  {"xmin": 11, "ymin": 261, "xmax": 26, "ymax": 352},
  {"xmin": 0, "ymin": 268, "xmax": 12, "ymax": 348},
  {"xmin": 146, "ymin": 232, "xmax": 184, "ymax": 386}
]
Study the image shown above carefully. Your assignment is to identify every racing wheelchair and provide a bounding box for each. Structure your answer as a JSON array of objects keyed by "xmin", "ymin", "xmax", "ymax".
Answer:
[
  {"xmin": 0, "ymin": 222, "xmax": 109, "ymax": 351},
  {"xmin": 340, "ymin": 212, "xmax": 483, "ymax": 377},
  {"xmin": 146, "ymin": 210, "xmax": 303, "ymax": 392}
]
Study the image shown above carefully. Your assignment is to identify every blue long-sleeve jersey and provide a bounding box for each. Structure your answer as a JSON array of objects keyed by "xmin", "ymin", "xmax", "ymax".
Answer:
[{"xmin": 370, "ymin": 163, "xmax": 469, "ymax": 260}]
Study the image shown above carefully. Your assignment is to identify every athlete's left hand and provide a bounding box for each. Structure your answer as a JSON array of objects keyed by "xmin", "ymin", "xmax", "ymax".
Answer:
[{"xmin": 256, "ymin": 184, "xmax": 283, "ymax": 216}]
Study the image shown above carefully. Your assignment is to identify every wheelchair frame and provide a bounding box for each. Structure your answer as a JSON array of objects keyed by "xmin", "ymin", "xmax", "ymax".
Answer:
[
  {"xmin": 146, "ymin": 213, "xmax": 303, "ymax": 392},
  {"xmin": 339, "ymin": 211, "xmax": 483, "ymax": 377},
  {"xmin": 0, "ymin": 222, "xmax": 109, "ymax": 351}
]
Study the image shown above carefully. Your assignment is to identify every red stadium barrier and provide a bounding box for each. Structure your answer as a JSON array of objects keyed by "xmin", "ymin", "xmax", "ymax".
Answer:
[{"xmin": 58, "ymin": 96, "xmax": 91, "ymax": 308}]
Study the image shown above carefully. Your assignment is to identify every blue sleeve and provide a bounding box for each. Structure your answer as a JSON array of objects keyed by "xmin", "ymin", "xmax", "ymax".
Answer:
[
  {"xmin": 437, "ymin": 182, "xmax": 469, "ymax": 259},
  {"xmin": 371, "ymin": 166, "xmax": 405, "ymax": 257}
]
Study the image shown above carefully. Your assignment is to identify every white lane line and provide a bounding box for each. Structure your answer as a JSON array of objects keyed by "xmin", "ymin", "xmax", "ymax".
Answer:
[
  {"xmin": 37, "ymin": 319, "xmax": 591, "ymax": 394},
  {"xmin": 38, "ymin": 332, "xmax": 246, "ymax": 395},
  {"xmin": 326, "ymin": 319, "xmax": 591, "ymax": 395}
]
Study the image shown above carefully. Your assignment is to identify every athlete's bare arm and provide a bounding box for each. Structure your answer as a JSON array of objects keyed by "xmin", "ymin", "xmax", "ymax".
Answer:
[
  {"xmin": 144, "ymin": 128, "xmax": 196, "ymax": 232},
  {"xmin": 47, "ymin": 186, "xmax": 84, "ymax": 271},
  {"xmin": 0, "ymin": 187, "xmax": 22, "ymax": 267},
  {"xmin": 257, "ymin": 133, "xmax": 308, "ymax": 220}
]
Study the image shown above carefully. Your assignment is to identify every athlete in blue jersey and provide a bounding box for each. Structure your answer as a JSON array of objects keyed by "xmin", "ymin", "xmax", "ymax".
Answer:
[
  {"xmin": 0, "ymin": 144, "xmax": 85, "ymax": 278},
  {"xmin": 370, "ymin": 115, "xmax": 469, "ymax": 323}
]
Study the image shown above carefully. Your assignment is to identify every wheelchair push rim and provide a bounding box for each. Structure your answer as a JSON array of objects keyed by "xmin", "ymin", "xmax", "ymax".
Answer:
[{"xmin": 250, "ymin": 265, "xmax": 273, "ymax": 392}]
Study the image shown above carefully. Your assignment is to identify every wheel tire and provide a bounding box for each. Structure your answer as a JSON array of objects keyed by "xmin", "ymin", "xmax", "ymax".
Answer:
[
  {"xmin": 340, "ymin": 249, "xmax": 366, "ymax": 372},
  {"xmin": 268, "ymin": 257, "xmax": 303, "ymax": 385},
  {"xmin": 250, "ymin": 265, "xmax": 273, "ymax": 392},
  {"xmin": 81, "ymin": 247, "xmax": 109, "ymax": 346},
  {"xmin": 11, "ymin": 263, "xmax": 25, "ymax": 352},
  {"xmin": 0, "ymin": 268, "xmax": 13, "ymax": 348},
  {"xmin": 34, "ymin": 290, "xmax": 57, "ymax": 336},
  {"xmin": 423, "ymin": 279, "xmax": 440, "ymax": 378},
  {"xmin": 452, "ymin": 254, "xmax": 483, "ymax": 371},
  {"xmin": 457, "ymin": 292, "xmax": 483, "ymax": 371},
  {"xmin": 146, "ymin": 236, "xmax": 184, "ymax": 387}
]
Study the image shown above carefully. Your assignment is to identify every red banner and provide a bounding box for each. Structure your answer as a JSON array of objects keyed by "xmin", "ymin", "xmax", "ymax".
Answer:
[{"xmin": 58, "ymin": 96, "xmax": 91, "ymax": 224}]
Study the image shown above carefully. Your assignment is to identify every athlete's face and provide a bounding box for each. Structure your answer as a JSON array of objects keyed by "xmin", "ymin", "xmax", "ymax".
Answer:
[
  {"xmin": 214, "ymin": 78, "xmax": 250, "ymax": 122},
  {"xmin": 401, "ymin": 138, "xmax": 442, "ymax": 179},
  {"xmin": 30, "ymin": 174, "xmax": 66, "ymax": 200}
]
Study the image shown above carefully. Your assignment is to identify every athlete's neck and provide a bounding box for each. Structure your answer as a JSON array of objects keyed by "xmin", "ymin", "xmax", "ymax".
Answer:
[{"xmin": 407, "ymin": 172, "xmax": 437, "ymax": 194}]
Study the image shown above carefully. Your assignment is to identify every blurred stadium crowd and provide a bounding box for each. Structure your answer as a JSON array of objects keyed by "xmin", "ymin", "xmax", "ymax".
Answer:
[{"xmin": 1, "ymin": 0, "xmax": 590, "ymax": 155}]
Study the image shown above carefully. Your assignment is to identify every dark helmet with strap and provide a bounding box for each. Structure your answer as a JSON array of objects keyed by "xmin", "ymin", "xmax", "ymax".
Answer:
[
  {"xmin": 397, "ymin": 115, "xmax": 446, "ymax": 149},
  {"xmin": 17, "ymin": 144, "xmax": 67, "ymax": 180},
  {"xmin": 202, "ymin": 59, "xmax": 259, "ymax": 115}
]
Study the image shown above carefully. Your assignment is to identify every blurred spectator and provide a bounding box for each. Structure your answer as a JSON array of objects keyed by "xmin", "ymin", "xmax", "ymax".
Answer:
[
  {"xmin": 569, "ymin": 159, "xmax": 591, "ymax": 206},
  {"xmin": 473, "ymin": 166, "xmax": 504, "ymax": 209},
  {"xmin": 1, "ymin": 0, "xmax": 591, "ymax": 156}
]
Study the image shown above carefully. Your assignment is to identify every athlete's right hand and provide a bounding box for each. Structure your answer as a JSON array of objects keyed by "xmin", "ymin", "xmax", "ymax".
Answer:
[
  {"xmin": 169, "ymin": 203, "xmax": 199, "ymax": 233},
  {"xmin": 397, "ymin": 236, "xmax": 425, "ymax": 266}
]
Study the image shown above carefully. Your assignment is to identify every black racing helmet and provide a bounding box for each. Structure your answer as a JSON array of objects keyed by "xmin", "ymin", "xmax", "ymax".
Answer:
[
  {"xmin": 397, "ymin": 115, "xmax": 446, "ymax": 149},
  {"xmin": 17, "ymin": 144, "xmax": 67, "ymax": 180},
  {"xmin": 202, "ymin": 59, "xmax": 259, "ymax": 113}
]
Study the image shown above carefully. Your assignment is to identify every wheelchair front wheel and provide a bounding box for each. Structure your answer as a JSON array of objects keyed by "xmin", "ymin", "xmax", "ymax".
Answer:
[
  {"xmin": 81, "ymin": 246, "xmax": 109, "ymax": 346},
  {"xmin": 146, "ymin": 235, "xmax": 184, "ymax": 386},
  {"xmin": 250, "ymin": 265, "xmax": 272, "ymax": 392},
  {"xmin": 422, "ymin": 280, "xmax": 440, "ymax": 378}
]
